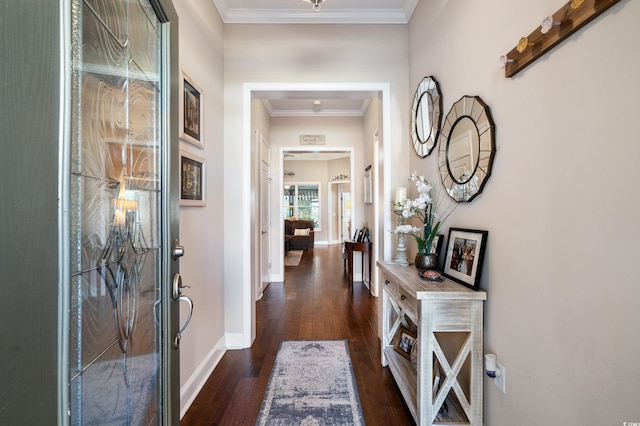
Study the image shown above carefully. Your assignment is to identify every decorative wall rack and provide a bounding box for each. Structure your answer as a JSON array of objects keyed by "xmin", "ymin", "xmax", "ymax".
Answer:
[{"xmin": 502, "ymin": 0, "xmax": 622, "ymax": 78}]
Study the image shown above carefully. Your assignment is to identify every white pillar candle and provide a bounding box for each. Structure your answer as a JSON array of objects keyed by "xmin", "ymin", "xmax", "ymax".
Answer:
[{"xmin": 393, "ymin": 187, "xmax": 407, "ymax": 206}]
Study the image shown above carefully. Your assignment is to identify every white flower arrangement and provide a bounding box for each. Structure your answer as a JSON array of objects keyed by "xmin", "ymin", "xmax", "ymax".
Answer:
[{"xmin": 394, "ymin": 172, "xmax": 454, "ymax": 254}]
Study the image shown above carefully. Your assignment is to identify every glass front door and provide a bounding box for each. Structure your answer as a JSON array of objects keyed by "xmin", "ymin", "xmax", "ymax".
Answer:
[{"xmin": 68, "ymin": 1, "xmax": 172, "ymax": 423}]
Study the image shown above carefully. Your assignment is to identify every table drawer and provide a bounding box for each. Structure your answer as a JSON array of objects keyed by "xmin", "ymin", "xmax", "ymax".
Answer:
[
  {"xmin": 397, "ymin": 286, "xmax": 418, "ymax": 319},
  {"xmin": 382, "ymin": 276, "xmax": 398, "ymax": 298}
]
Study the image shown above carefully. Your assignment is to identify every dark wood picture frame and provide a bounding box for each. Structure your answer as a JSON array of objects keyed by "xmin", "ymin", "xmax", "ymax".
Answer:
[
  {"xmin": 352, "ymin": 226, "xmax": 370, "ymax": 243},
  {"xmin": 179, "ymin": 150, "xmax": 206, "ymax": 206},
  {"xmin": 180, "ymin": 71, "xmax": 204, "ymax": 148},
  {"xmin": 442, "ymin": 228, "xmax": 488, "ymax": 290},
  {"xmin": 393, "ymin": 326, "xmax": 416, "ymax": 360}
]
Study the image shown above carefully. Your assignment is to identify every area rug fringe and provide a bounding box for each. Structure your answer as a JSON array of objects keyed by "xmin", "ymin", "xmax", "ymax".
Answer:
[{"xmin": 256, "ymin": 340, "xmax": 364, "ymax": 425}]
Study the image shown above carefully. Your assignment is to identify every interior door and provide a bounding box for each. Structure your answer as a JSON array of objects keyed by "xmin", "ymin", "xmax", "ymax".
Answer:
[
  {"xmin": 341, "ymin": 192, "xmax": 352, "ymax": 241},
  {"xmin": 260, "ymin": 135, "xmax": 271, "ymax": 298},
  {"xmin": 67, "ymin": 0, "xmax": 182, "ymax": 424}
]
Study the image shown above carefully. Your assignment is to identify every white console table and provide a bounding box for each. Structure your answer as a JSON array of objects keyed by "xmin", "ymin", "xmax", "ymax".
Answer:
[{"xmin": 377, "ymin": 261, "xmax": 486, "ymax": 425}]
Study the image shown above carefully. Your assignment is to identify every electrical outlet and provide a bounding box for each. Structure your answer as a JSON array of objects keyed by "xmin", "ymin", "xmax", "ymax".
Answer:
[{"xmin": 494, "ymin": 361, "xmax": 506, "ymax": 393}]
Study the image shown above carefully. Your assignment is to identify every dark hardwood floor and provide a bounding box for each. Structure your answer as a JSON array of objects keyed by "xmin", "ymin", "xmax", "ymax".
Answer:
[{"xmin": 181, "ymin": 245, "xmax": 414, "ymax": 425}]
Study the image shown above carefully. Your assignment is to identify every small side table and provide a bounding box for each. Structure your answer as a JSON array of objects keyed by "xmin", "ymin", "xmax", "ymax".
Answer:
[
  {"xmin": 344, "ymin": 240, "xmax": 372, "ymax": 292},
  {"xmin": 284, "ymin": 235, "xmax": 292, "ymax": 255}
]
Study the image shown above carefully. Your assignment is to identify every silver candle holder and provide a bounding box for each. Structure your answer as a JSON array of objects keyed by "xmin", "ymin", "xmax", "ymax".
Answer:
[{"xmin": 392, "ymin": 209, "xmax": 409, "ymax": 266}]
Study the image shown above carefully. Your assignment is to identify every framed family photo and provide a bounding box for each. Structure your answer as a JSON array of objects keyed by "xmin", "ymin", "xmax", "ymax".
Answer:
[
  {"xmin": 429, "ymin": 234, "xmax": 444, "ymax": 256},
  {"xmin": 442, "ymin": 228, "xmax": 488, "ymax": 290},
  {"xmin": 180, "ymin": 71, "xmax": 204, "ymax": 148},
  {"xmin": 393, "ymin": 326, "xmax": 416, "ymax": 360},
  {"xmin": 179, "ymin": 150, "xmax": 206, "ymax": 206}
]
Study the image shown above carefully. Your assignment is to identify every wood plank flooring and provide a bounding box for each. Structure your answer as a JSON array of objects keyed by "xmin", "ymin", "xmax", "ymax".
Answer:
[{"xmin": 181, "ymin": 245, "xmax": 414, "ymax": 425}]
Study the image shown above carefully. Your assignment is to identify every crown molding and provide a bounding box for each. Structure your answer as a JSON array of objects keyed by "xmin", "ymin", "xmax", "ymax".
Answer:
[
  {"xmin": 212, "ymin": 0, "xmax": 418, "ymax": 24},
  {"xmin": 262, "ymin": 99, "xmax": 371, "ymax": 117}
]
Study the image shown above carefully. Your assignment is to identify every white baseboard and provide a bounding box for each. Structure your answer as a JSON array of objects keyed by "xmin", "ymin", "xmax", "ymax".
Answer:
[
  {"xmin": 180, "ymin": 336, "xmax": 226, "ymax": 419},
  {"xmin": 225, "ymin": 332, "xmax": 249, "ymax": 349}
]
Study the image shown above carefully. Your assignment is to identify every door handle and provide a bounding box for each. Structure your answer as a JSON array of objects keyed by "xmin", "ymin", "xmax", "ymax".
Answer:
[
  {"xmin": 177, "ymin": 296, "xmax": 193, "ymax": 335},
  {"xmin": 172, "ymin": 273, "xmax": 194, "ymax": 348},
  {"xmin": 172, "ymin": 273, "xmax": 191, "ymax": 299}
]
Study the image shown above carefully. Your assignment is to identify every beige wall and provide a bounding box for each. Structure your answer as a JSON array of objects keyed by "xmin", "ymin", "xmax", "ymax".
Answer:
[
  {"xmin": 328, "ymin": 157, "xmax": 350, "ymax": 181},
  {"xmin": 174, "ymin": 1, "xmax": 640, "ymax": 422},
  {"xmin": 408, "ymin": 0, "xmax": 640, "ymax": 424},
  {"xmin": 173, "ymin": 0, "xmax": 226, "ymax": 416}
]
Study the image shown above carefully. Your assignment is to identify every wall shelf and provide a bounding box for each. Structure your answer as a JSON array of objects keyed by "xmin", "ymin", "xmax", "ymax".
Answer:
[{"xmin": 504, "ymin": 0, "xmax": 622, "ymax": 78}]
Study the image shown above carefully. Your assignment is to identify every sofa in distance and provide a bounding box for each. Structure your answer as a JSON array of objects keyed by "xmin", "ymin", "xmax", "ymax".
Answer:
[{"xmin": 284, "ymin": 219, "xmax": 315, "ymax": 251}]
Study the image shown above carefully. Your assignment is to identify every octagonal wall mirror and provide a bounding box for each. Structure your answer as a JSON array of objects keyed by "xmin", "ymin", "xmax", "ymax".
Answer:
[
  {"xmin": 411, "ymin": 76, "xmax": 442, "ymax": 157},
  {"xmin": 438, "ymin": 95, "xmax": 495, "ymax": 202}
]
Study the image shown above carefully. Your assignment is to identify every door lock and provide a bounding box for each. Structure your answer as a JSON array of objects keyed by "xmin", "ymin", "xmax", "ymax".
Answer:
[{"xmin": 172, "ymin": 239, "xmax": 185, "ymax": 260}]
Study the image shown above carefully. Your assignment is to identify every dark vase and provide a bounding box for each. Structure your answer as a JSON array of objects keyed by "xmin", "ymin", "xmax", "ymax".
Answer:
[{"xmin": 415, "ymin": 253, "xmax": 438, "ymax": 274}]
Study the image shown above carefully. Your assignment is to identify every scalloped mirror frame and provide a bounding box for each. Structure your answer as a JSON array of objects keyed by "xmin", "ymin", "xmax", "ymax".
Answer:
[
  {"xmin": 411, "ymin": 76, "xmax": 442, "ymax": 158},
  {"xmin": 438, "ymin": 95, "xmax": 495, "ymax": 202}
]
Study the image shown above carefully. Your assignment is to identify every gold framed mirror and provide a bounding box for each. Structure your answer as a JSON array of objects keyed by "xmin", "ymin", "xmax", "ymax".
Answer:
[
  {"xmin": 411, "ymin": 76, "xmax": 442, "ymax": 157},
  {"xmin": 438, "ymin": 95, "xmax": 495, "ymax": 202}
]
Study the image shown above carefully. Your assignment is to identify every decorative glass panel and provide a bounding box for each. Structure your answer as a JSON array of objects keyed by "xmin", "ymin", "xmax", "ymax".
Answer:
[{"xmin": 70, "ymin": 0, "xmax": 163, "ymax": 423}]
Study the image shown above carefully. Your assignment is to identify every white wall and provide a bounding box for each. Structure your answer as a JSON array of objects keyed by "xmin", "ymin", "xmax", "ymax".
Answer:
[
  {"xmin": 408, "ymin": 0, "xmax": 640, "ymax": 424},
  {"xmin": 173, "ymin": 0, "xmax": 226, "ymax": 417},
  {"xmin": 224, "ymin": 24, "xmax": 410, "ymax": 345}
]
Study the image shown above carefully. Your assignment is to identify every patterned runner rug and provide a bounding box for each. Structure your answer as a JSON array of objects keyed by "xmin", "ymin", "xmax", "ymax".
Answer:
[
  {"xmin": 256, "ymin": 340, "xmax": 364, "ymax": 425},
  {"xmin": 284, "ymin": 250, "xmax": 303, "ymax": 266}
]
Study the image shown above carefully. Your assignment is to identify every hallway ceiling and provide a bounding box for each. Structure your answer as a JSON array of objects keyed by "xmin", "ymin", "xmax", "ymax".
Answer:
[
  {"xmin": 259, "ymin": 90, "xmax": 378, "ymax": 117},
  {"xmin": 212, "ymin": 0, "xmax": 418, "ymax": 24},
  {"xmin": 217, "ymin": 1, "xmax": 414, "ymax": 116},
  {"xmin": 284, "ymin": 150, "xmax": 350, "ymax": 161}
]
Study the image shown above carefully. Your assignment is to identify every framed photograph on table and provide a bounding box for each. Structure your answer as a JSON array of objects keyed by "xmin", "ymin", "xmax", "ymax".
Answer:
[
  {"xmin": 180, "ymin": 71, "xmax": 203, "ymax": 148},
  {"xmin": 393, "ymin": 326, "xmax": 416, "ymax": 360},
  {"xmin": 442, "ymin": 228, "xmax": 488, "ymax": 290},
  {"xmin": 179, "ymin": 150, "xmax": 206, "ymax": 206},
  {"xmin": 429, "ymin": 234, "xmax": 444, "ymax": 256}
]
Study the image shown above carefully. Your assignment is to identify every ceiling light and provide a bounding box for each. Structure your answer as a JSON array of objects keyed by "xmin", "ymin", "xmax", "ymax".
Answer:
[{"xmin": 305, "ymin": 0, "xmax": 324, "ymax": 12}]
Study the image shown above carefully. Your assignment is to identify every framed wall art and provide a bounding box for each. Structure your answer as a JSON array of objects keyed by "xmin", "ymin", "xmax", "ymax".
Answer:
[
  {"xmin": 180, "ymin": 71, "xmax": 204, "ymax": 148},
  {"xmin": 442, "ymin": 228, "xmax": 488, "ymax": 290},
  {"xmin": 179, "ymin": 150, "xmax": 206, "ymax": 206}
]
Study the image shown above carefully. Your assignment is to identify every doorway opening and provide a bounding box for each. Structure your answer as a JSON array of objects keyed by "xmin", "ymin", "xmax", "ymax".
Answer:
[
  {"xmin": 283, "ymin": 149, "xmax": 353, "ymax": 251},
  {"xmin": 243, "ymin": 82, "xmax": 392, "ymax": 347}
]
